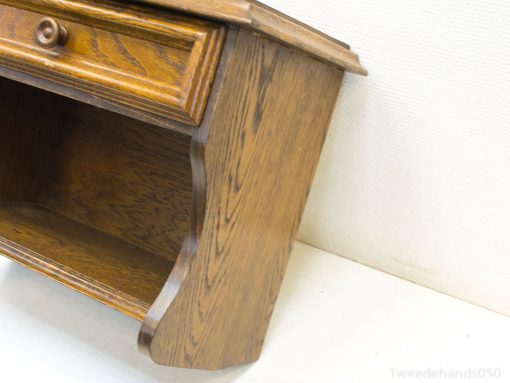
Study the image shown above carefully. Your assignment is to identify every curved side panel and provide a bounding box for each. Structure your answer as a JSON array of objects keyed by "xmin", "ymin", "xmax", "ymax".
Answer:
[
  {"xmin": 138, "ymin": 28, "xmax": 238, "ymax": 357},
  {"xmin": 139, "ymin": 28, "xmax": 344, "ymax": 369}
]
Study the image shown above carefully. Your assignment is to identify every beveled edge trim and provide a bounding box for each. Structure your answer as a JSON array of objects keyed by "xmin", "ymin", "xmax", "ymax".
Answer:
[
  {"xmin": 133, "ymin": 0, "xmax": 367, "ymax": 75},
  {"xmin": 0, "ymin": 237, "xmax": 150, "ymax": 321},
  {"xmin": 0, "ymin": 65, "xmax": 195, "ymax": 136}
]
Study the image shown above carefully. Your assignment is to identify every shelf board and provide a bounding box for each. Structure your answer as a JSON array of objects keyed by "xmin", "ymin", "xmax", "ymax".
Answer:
[{"xmin": 0, "ymin": 204, "xmax": 174, "ymax": 320}]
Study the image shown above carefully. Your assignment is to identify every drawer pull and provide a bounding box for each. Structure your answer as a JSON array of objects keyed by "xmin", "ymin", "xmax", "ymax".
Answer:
[{"xmin": 35, "ymin": 17, "xmax": 68, "ymax": 48}]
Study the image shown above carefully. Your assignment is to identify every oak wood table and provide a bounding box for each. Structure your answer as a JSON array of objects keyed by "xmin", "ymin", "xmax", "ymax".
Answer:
[{"xmin": 0, "ymin": 0, "xmax": 365, "ymax": 370}]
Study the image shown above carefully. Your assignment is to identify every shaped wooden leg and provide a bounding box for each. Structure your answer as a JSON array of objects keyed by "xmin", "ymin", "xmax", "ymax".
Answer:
[{"xmin": 139, "ymin": 28, "xmax": 345, "ymax": 370}]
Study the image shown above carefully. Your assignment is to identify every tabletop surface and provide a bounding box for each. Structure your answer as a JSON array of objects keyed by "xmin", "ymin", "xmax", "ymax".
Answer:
[{"xmin": 129, "ymin": 0, "xmax": 367, "ymax": 74}]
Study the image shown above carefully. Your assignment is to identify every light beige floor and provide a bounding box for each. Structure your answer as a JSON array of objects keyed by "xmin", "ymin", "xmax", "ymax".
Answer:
[{"xmin": 0, "ymin": 242, "xmax": 508, "ymax": 382}]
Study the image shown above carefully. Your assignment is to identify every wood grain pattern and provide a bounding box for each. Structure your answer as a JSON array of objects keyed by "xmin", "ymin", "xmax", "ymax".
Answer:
[
  {"xmin": 139, "ymin": 28, "xmax": 345, "ymax": 369},
  {"xmin": 0, "ymin": 0, "xmax": 364, "ymax": 369},
  {"xmin": 39, "ymin": 100, "xmax": 193, "ymax": 261},
  {"xmin": 0, "ymin": 76, "xmax": 193, "ymax": 319},
  {"xmin": 0, "ymin": 77, "xmax": 61, "ymax": 201},
  {"xmin": 0, "ymin": 0, "xmax": 226, "ymax": 125},
  {"xmin": 0, "ymin": 65, "xmax": 195, "ymax": 135},
  {"xmin": 0, "ymin": 204, "xmax": 173, "ymax": 320},
  {"xmin": 133, "ymin": 0, "xmax": 367, "ymax": 74}
]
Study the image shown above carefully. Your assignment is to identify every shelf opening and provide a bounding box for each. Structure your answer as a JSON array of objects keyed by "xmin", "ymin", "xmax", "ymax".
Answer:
[{"xmin": 0, "ymin": 76, "xmax": 193, "ymax": 320}]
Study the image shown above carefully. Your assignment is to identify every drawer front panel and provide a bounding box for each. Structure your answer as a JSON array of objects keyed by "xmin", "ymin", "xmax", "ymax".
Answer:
[{"xmin": 0, "ymin": 0, "xmax": 226, "ymax": 126}]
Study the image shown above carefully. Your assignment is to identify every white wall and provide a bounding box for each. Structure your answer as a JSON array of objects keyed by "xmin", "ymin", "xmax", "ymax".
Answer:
[{"xmin": 261, "ymin": 0, "xmax": 510, "ymax": 316}]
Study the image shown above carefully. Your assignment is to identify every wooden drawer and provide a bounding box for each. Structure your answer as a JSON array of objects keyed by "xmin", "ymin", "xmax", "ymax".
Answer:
[{"xmin": 0, "ymin": 0, "xmax": 225, "ymax": 126}]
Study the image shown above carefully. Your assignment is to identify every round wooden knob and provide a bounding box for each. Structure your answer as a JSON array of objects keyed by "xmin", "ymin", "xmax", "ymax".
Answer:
[{"xmin": 35, "ymin": 17, "xmax": 68, "ymax": 48}]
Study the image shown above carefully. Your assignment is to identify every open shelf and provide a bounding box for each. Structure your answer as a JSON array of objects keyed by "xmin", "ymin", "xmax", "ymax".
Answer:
[
  {"xmin": 0, "ymin": 76, "xmax": 193, "ymax": 320},
  {"xmin": 0, "ymin": 204, "xmax": 173, "ymax": 320}
]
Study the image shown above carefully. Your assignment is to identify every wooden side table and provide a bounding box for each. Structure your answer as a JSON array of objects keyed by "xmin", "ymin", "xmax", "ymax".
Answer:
[{"xmin": 0, "ymin": 0, "xmax": 366, "ymax": 370}]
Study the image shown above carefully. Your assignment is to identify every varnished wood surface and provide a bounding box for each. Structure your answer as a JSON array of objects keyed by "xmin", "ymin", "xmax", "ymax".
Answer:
[
  {"xmin": 0, "ymin": 77, "xmax": 193, "ymax": 320},
  {"xmin": 39, "ymin": 100, "xmax": 193, "ymax": 261},
  {"xmin": 0, "ymin": 0, "xmax": 226, "ymax": 125},
  {"xmin": 0, "ymin": 204, "xmax": 173, "ymax": 320},
  {"xmin": 0, "ymin": 0, "xmax": 363, "ymax": 369},
  {"xmin": 133, "ymin": 0, "xmax": 367, "ymax": 74},
  {"xmin": 0, "ymin": 65, "xmax": 195, "ymax": 135},
  {"xmin": 139, "ymin": 28, "xmax": 345, "ymax": 369},
  {"xmin": 0, "ymin": 77, "xmax": 62, "ymax": 202}
]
